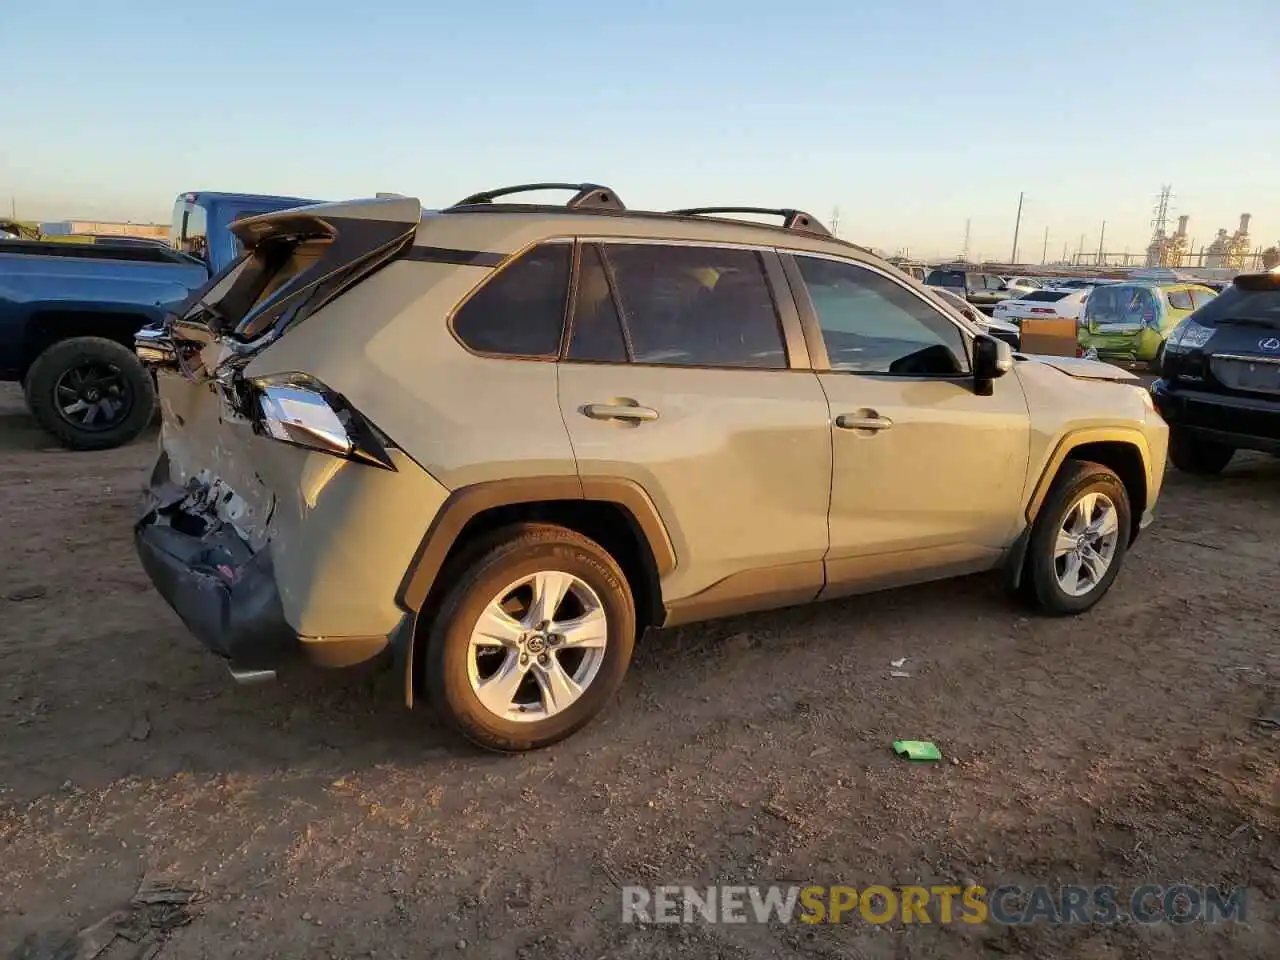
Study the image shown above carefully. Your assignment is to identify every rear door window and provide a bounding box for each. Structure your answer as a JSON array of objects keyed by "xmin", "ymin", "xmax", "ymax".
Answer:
[
  {"xmin": 796, "ymin": 256, "xmax": 969, "ymax": 376},
  {"xmin": 600, "ymin": 243, "xmax": 787, "ymax": 368},
  {"xmin": 1167, "ymin": 289, "xmax": 1194, "ymax": 311},
  {"xmin": 452, "ymin": 243, "xmax": 570, "ymax": 357}
]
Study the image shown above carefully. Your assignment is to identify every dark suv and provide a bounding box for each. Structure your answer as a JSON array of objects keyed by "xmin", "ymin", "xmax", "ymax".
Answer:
[
  {"xmin": 1152, "ymin": 271, "xmax": 1280, "ymax": 474},
  {"xmin": 925, "ymin": 269, "xmax": 1014, "ymax": 314}
]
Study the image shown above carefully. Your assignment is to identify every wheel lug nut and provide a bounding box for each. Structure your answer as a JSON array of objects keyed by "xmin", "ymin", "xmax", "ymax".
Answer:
[
  {"xmin": 548, "ymin": 634, "xmax": 560, "ymax": 647},
  {"xmin": 538, "ymin": 653, "xmax": 549, "ymax": 666},
  {"xmin": 519, "ymin": 654, "xmax": 529, "ymax": 666}
]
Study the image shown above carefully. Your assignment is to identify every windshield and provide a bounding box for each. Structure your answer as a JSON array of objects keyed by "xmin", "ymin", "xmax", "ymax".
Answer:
[
  {"xmin": 1021, "ymin": 290, "xmax": 1069, "ymax": 302},
  {"xmin": 1084, "ymin": 286, "xmax": 1157, "ymax": 325},
  {"xmin": 1186, "ymin": 281, "xmax": 1280, "ymax": 327}
]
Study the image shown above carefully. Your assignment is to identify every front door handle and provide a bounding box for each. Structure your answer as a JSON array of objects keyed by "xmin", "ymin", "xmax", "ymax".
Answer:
[
  {"xmin": 582, "ymin": 402, "xmax": 659, "ymax": 423},
  {"xmin": 835, "ymin": 413, "xmax": 893, "ymax": 431}
]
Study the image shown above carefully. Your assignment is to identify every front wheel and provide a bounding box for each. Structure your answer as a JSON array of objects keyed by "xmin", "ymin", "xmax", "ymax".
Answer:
[
  {"xmin": 1025, "ymin": 462, "xmax": 1131, "ymax": 616},
  {"xmin": 1168, "ymin": 427, "xmax": 1234, "ymax": 475},
  {"xmin": 24, "ymin": 336, "xmax": 156, "ymax": 451},
  {"xmin": 424, "ymin": 523, "xmax": 636, "ymax": 752}
]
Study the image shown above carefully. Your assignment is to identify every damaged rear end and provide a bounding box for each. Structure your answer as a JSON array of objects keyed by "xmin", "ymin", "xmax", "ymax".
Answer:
[{"xmin": 134, "ymin": 197, "xmax": 445, "ymax": 677}]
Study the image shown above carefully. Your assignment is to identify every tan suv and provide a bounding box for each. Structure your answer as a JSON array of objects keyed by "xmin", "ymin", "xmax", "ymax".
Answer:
[{"xmin": 133, "ymin": 183, "xmax": 1169, "ymax": 751}]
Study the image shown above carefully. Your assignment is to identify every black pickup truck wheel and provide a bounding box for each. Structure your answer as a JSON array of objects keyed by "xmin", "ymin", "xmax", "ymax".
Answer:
[{"xmin": 24, "ymin": 336, "xmax": 157, "ymax": 451}]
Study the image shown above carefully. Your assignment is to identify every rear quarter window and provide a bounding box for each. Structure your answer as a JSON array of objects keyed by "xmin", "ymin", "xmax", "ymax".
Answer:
[
  {"xmin": 1167, "ymin": 289, "xmax": 1194, "ymax": 311},
  {"xmin": 451, "ymin": 243, "xmax": 570, "ymax": 357}
]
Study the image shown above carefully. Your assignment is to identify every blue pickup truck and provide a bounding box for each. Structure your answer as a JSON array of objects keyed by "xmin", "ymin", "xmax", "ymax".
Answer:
[{"xmin": 0, "ymin": 191, "xmax": 313, "ymax": 449}]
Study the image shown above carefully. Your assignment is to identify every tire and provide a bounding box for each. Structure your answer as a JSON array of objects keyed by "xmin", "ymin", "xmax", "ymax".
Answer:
[
  {"xmin": 424, "ymin": 523, "xmax": 636, "ymax": 752},
  {"xmin": 1168, "ymin": 427, "xmax": 1234, "ymax": 475},
  {"xmin": 1025, "ymin": 461, "xmax": 1131, "ymax": 616},
  {"xmin": 25, "ymin": 336, "xmax": 156, "ymax": 451}
]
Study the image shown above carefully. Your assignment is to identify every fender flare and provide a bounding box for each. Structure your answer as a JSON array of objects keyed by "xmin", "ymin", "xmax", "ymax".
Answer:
[
  {"xmin": 1023, "ymin": 427, "xmax": 1152, "ymax": 524},
  {"xmin": 393, "ymin": 475, "xmax": 676, "ymax": 707}
]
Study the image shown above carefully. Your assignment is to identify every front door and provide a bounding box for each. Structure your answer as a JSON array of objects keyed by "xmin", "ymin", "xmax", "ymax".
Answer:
[
  {"xmin": 557, "ymin": 241, "xmax": 833, "ymax": 618},
  {"xmin": 784, "ymin": 253, "xmax": 1031, "ymax": 598}
]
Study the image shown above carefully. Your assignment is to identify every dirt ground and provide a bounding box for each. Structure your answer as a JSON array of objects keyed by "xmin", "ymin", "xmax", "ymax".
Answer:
[{"xmin": 1, "ymin": 381, "xmax": 1276, "ymax": 960}]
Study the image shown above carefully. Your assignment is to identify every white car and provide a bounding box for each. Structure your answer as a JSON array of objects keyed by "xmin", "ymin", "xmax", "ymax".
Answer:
[
  {"xmin": 993, "ymin": 288, "xmax": 1090, "ymax": 324},
  {"xmin": 927, "ymin": 286, "xmax": 1021, "ymax": 349},
  {"xmin": 1002, "ymin": 276, "xmax": 1042, "ymax": 295}
]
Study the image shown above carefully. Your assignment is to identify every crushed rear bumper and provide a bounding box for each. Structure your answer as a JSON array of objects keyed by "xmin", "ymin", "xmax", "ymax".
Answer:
[{"xmin": 134, "ymin": 452, "xmax": 396, "ymax": 672}]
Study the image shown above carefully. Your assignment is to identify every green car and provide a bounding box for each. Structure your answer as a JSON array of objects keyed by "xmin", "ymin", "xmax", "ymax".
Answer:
[{"xmin": 1078, "ymin": 282, "xmax": 1217, "ymax": 368}]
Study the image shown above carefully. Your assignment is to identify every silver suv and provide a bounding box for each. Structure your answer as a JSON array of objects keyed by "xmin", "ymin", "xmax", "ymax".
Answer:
[{"xmin": 134, "ymin": 183, "xmax": 1169, "ymax": 751}]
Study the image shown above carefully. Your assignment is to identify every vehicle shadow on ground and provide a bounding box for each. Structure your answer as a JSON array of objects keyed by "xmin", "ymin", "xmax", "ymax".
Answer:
[{"xmin": 1, "ymin": 565, "xmax": 1010, "ymax": 805}]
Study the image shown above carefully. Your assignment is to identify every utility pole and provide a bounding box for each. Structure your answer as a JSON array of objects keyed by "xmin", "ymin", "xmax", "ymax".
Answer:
[
  {"xmin": 1041, "ymin": 226, "xmax": 1049, "ymax": 265},
  {"xmin": 1096, "ymin": 220, "xmax": 1107, "ymax": 266},
  {"xmin": 9, "ymin": 197, "xmax": 14, "ymax": 219},
  {"xmin": 1011, "ymin": 191, "xmax": 1025, "ymax": 264},
  {"xmin": 1077, "ymin": 234, "xmax": 1086, "ymax": 265}
]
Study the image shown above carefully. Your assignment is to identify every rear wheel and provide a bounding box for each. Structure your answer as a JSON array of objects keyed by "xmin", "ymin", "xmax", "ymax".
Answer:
[
  {"xmin": 24, "ymin": 336, "xmax": 156, "ymax": 450},
  {"xmin": 1168, "ymin": 427, "xmax": 1234, "ymax": 475},
  {"xmin": 424, "ymin": 523, "xmax": 636, "ymax": 752},
  {"xmin": 1025, "ymin": 461, "xmax": 1131, "ymax": 616}
]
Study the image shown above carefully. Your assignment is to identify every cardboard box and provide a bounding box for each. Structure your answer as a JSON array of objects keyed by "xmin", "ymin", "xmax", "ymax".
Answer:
[{"xmin": 1018, "ymin": 317, "xmax": 1078, "ymax": 357}]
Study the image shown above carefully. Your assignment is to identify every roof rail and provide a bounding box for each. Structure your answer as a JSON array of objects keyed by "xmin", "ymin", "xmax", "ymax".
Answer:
[
  {"xmin": 451, "ymin": 182, "xmax": 625, "ymax": 211},
  {"xmin": 667, "ymin": 206, "xmax": 832, "ymax": 238}
]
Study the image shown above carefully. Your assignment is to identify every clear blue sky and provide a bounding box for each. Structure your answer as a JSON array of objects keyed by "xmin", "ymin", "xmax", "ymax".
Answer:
[{"xmin": 3, "ymin": 0, "xmax": 1276, "ymax": 260}]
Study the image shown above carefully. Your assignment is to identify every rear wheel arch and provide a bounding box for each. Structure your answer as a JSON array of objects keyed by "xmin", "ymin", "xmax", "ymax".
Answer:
[{"xmin": 397, "ymin": 477, "xmax": 675, "ymax": 706}]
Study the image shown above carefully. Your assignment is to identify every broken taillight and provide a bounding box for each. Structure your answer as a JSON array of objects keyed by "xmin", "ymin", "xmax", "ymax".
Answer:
[{"xmin": 248, "ymin": 374, "xmax": 397, "ymax": 470}]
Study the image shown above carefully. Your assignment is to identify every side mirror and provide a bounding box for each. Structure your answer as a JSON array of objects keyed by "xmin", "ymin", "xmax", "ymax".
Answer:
[{"xmin": 973, "ymin": 335, "xmax": 1013, "ymax": 396}]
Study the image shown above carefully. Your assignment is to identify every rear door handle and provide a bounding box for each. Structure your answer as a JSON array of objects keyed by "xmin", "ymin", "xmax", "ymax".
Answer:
[
  {"xmin": 582, "ymin": 402, "xmax": 659, "ymax": 423},
  {"xmin": 835, "ymin": 414, "xmax": 893, "ymax": 431}
]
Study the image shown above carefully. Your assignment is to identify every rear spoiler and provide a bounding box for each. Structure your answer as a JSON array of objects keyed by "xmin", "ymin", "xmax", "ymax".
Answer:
[{"xmin": 229, "ymin": 196, "xmax": 422, "ymax": 248}]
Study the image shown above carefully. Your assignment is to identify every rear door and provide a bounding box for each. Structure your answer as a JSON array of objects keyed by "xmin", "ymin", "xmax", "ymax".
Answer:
[
  {"xmin": 557, "ymin": 240, "xmax": 832, "ymax": 618},
  {"xmin": 783, "ymin": 252, "xmax": 1030, "ymax": 597}
]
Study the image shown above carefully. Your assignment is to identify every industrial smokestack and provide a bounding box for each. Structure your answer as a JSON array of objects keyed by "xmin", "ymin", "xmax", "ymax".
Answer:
[
  {"xmin": 1238, "ymin": 213, "xmax": 1252, "ymax": 234},
  {"xmin": 1176, "ymin": 215, "xmax": 1189, "ymax": 237}
]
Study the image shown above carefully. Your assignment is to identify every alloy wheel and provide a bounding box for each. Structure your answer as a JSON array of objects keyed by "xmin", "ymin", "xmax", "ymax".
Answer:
[
  {"xmin": 1053, "ymin": 491, "xmax": 1120, "ymax": 597},
  {"xmin": 467, "ymin": 570, "xmax": 609, "ymax": 722}
]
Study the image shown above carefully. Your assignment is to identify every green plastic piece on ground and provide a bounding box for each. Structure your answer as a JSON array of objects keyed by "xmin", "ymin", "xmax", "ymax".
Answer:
[{"xmin": 893, "ymin": 740, "xmax": 942, "ymax": 761}]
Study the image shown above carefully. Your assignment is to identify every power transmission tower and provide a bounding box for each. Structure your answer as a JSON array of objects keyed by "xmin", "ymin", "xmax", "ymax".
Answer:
[
  {"xmin": 830, "ymin": 206, "xmax": 840, "ymax": 237},
  {"xmin": 1042, "ymin": 226, "xmax": 1049, "ymax": 265},
  {"xmin": 1151, "ymin": 185, "xmax": 1173, "ymax": 235},
  {"xmin": 1097, "ymin": 221, "xmax": 1107, "ymax": 266},
  {"xmin": 961, "ymin": 218, "xmax": 971, "ymax": 261}
]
